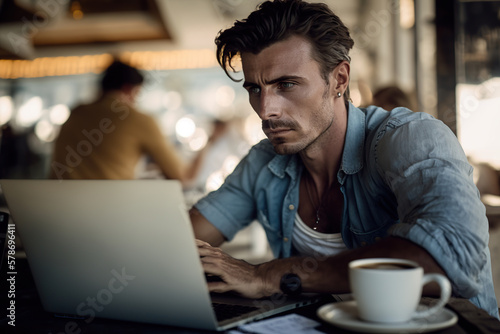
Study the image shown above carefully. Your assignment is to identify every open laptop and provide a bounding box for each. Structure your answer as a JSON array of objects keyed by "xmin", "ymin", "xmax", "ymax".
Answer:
[{"xmin": 0, "ymin": 179, "xmax": 325, "ymax": 331}]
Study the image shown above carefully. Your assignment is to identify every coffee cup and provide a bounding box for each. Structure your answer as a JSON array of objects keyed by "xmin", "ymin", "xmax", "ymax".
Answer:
[{"xmin": 349, "ymin": 258, "xmax": 451, "ymax": 323}]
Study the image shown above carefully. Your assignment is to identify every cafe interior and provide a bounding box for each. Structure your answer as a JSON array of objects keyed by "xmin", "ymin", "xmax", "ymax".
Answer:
[{"xmin": 0, "ymin": 0, "xmax": 499, "ymax": 317}]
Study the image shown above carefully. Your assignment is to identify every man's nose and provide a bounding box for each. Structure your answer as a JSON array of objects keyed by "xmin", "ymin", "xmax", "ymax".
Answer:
[{"xmin": 258, "ymin": 91, "xmax": 281, "ymax": 120}]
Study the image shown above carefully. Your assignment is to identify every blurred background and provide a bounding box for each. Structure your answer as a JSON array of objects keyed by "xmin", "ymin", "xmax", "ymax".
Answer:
[
  {"xmin": 0, "ymin": 0, "xmax": 499, "ymax": 183},
  {"xmin": 0, "ymin": 0, "xmax": 499, "ymax": 302}
]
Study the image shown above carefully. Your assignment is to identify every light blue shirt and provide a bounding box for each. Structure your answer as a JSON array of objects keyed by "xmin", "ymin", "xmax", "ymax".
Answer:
[{"xmin": 195, "ymin": 103, "xmax": 499, "ymax": 318}]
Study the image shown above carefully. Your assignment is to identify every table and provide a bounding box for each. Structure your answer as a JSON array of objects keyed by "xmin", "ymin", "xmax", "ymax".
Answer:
[{"xmin": 1, "ymin": 259, "xmax": 499, "ymax": 333}]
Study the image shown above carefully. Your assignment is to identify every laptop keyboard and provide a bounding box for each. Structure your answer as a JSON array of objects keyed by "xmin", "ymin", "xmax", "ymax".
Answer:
[{"xmin": 212, "ymin": 302, "xmax": 260, "ymax": 322}]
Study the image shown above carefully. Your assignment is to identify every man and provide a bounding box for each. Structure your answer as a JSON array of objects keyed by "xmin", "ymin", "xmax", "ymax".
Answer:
[
  {"xmin": 50, "ymin": 60, "xmax": 186, "ymax": 180},
  {"xmin": 372, "ymin": 85, "xmax": 415, "ymax": 111},
  {"xmin": 191, "ymin": 0, "xmax": 499, "ymax": 318}
]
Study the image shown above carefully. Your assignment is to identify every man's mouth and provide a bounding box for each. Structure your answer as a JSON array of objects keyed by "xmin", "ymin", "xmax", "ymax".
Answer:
[
  {"xmin": 262, "ymin": 119, "xmax": 295, "ymax": 132},
  {"xmin": 265, "ymin": 128, "xmax": 291, "ymax": 134}
]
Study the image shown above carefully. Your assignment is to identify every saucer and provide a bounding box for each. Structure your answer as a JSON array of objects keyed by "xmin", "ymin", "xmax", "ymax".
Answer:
[{"xmin": 317, "ymin": 301, "xmax": 458, "ymax": 333}]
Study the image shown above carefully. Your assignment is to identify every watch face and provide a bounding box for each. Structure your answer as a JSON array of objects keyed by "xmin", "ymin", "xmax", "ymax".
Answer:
[{"xmin": 280, "ymin": 273, "xmax": 302, "ymax": 295}]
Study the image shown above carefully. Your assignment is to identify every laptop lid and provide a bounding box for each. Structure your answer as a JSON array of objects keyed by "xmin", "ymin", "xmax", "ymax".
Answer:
[{"xmin": 0, "ymin": 179, "xmax": 323, "ymax": 331}]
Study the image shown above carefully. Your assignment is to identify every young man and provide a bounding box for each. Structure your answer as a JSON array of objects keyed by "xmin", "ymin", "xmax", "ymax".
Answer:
[{"xmin": 190, "ymin": 0, "xmax": 499, "ymax": 318}]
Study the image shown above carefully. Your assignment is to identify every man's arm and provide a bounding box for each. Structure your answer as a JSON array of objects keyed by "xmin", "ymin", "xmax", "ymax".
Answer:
[
  {"xmin": 141, "ymin": 114, "xmax": 186, "ymax": 180},
  {"xmin": 190, "ymin": 207, "xmax": 226, "ymax": 247},
  {"xmin": 376, "ymin": 115, "xmax": 490, "ymax": 301},
  {"xmin": 198, "ymin": 235, "xmax": 446, "ymax": 298}
]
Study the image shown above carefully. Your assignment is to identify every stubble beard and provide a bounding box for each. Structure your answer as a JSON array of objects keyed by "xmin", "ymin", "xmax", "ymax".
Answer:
[{"xmin": 269, "ymin": 90, "xmax": 335, "ymax": 156}]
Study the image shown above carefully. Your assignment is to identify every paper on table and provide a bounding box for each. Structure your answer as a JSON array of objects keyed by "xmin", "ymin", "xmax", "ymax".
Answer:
[{"xmin": 228, "ymin": 313, "xmax": 324, "ymax": 334}]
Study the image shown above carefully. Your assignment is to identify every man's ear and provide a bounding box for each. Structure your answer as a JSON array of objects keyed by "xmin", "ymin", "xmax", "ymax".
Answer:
[{"xmin": 333, "ymin": 61, "xmax": 350, "ymax": 93}]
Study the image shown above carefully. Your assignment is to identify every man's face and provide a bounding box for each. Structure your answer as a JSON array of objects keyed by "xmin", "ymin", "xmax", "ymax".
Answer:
[{"xmin": 241, "ymin": 35, "xmax": 337, "ymax": 155}]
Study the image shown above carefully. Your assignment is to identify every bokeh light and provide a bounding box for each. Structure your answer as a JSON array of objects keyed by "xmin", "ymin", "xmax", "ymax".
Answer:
[
  {"xmin": 35, "ymin": 119, "xmax": 57, "ymax": 142},
  {"xmin": 49, "ymin": 104, "xmax": 71, "ymax": 125},
  {"xmin": 0, "ymin": 96, "xmax": 13, "ymax": 126},
  {"xmin": 175, "ymin": 116, "xmax": 196, "ymax": 139},
  {"xmin": 17, "ymin": 96, "xmax": 43, "ymax": 127}
]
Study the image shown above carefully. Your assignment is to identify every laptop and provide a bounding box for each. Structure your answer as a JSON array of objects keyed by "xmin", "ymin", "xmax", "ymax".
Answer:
[{"xmin": 0, "ymin": 179, "xmax": 325, "ymax": 331}]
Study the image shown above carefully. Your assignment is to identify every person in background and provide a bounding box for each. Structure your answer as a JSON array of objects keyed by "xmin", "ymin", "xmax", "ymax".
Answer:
[
  {"xmin": 190, "ymin": 0, "xmax": 499, "ymax": 318},
  {"xmin": 49, "ymin": 60, "xmax": 202, "ymax": 183},
  {"xmin": 190, "ymin": 119, "xmax": 251, "ymax": 191},
  {"xmin": 371, "ymin": 85, "xmax": 415, "ymax": 111},
  {"xmin": 474, "ymin": 161, "xmax": 500, "ymax": 197}
]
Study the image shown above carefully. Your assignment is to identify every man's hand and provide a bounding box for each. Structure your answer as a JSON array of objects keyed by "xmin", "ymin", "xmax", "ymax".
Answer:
[{"xmin": 196, "ymin": 240, "xmax": 274, "ymax": 298}]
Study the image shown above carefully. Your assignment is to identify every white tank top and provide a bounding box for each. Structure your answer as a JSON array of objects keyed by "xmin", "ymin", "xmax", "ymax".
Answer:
[{"xmin": 292, "ymin": 213, "xmax": 347, "ymax": 257}]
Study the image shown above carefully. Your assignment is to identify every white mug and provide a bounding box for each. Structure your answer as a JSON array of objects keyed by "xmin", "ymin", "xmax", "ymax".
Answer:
[{"xmin": 349, "ymin": 258, "xmax": 451, "ymax": 323}]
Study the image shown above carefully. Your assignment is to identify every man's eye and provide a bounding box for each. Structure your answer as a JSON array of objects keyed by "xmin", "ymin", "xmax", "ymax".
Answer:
[
  {"xmin": 248, "ymin": 87, "xmax": 261, "ymax": 94},
  {"xmin": 279, "ymin": 82, "xmax": 295, "ymax": 89}
]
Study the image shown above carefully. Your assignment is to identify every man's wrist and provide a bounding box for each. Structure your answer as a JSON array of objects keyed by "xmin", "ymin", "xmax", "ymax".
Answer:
[{"xmin": 254, "ymin": 263, "xmax": 282, "ymax": 297}]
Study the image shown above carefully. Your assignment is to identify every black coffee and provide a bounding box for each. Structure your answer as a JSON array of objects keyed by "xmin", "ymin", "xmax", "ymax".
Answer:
[{"xmin": 357, "ymin": 263, "xmax": 415, "ymax": 270}]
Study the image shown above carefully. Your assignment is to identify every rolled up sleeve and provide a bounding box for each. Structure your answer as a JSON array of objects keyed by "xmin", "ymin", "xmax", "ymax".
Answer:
[{"xmin": 194, "ymin": 141, "xmax": 273, "ymax": 241}]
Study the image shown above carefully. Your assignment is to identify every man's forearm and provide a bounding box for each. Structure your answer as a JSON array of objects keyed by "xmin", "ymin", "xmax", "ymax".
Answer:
[{"xmin": 256, "ymin": 237, "xmax": 447, "ymax": 296}]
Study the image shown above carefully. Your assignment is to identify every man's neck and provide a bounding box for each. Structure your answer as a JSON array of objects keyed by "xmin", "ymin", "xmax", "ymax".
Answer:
[{"xmin": 300, "ymin": 104, "xmax": 348, "ymax": 191}]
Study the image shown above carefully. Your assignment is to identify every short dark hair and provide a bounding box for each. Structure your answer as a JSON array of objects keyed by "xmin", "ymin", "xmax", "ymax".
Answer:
[
  {"xmin": 100, "ymin": 60, "xmax": 144, "ymax": 92},
  {"xmin": 215, "ymin": 0, "xmax": 354, "ymax": 101}
]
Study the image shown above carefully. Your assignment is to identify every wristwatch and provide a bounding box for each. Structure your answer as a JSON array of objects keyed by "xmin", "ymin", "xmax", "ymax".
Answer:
[{"xmin": 280, "ymin": 273, "xmax": 302, "ymax": 296}]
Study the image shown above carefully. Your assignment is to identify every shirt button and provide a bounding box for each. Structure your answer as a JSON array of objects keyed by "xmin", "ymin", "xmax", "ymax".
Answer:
[
  {"xmin": 288, "ymin": 204, "xmax": 295, "ymax": 210},
  {"xmin": 283, "ymin": 237, "xmax": 289, "ymax": 242}
]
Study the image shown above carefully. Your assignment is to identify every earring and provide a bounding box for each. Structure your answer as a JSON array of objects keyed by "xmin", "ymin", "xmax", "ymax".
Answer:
[{"xmin": 337, "ymin": 92, "xmax": 342, "ymax": 98}]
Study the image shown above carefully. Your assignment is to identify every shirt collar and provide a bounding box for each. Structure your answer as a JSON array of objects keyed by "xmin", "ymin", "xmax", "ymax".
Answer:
[
  {"xmin": 340, "ymin": 102, "xmax": 365, "ymax": 176},
  {"xmin": 268, "ymin": 153, "xmax": 301, "ymax": 180}
]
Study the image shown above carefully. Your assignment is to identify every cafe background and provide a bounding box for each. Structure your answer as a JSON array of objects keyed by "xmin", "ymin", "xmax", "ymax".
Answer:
[{"xmin": 0, "ymin": 0, "xmax": 498, "ymax": 307}]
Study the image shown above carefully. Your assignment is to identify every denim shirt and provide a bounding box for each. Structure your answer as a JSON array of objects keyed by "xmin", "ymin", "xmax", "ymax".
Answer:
[{"xmin": 194, "ymin": 103, "xmax": 499, "ymax": 318}]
